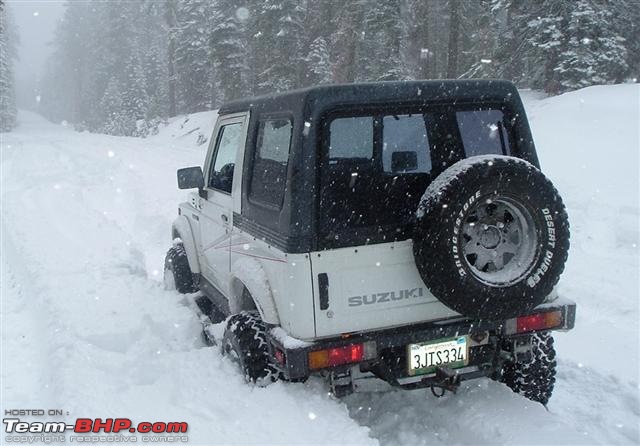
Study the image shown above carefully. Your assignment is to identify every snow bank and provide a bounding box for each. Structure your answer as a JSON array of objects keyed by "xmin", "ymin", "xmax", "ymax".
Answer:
[
  {"xmin": 0, "ymin": 111, "xmax": 373, "ymax": 445},
  {"xmin": 151, "ymin": 110, "xmax": 218, "ymax": 148}
]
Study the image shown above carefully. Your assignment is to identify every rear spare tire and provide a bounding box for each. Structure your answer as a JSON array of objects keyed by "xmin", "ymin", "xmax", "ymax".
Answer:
[{"xmin": 413, "ymin": 155, "xmax": 569, "ymax": 320}]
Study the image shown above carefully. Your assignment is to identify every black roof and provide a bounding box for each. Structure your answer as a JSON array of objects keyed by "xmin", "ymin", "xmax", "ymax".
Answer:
[{"xmin": 218, "ymin": 80, "xmax": 520, "ymax": 115}]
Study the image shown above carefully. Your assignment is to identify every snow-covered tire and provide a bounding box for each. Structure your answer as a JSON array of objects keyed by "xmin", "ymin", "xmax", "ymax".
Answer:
[
  {"xmin": 413, "ymin": 155, "xmax": 569, "ymax": 320},
  {"xmin": 501, "ymin": 332, "xmax": 557, "ymax": 405},
  {"xmin": 163, "ymin": 244, "xmax": 197, "ymax": 294},
  {"xmin": 222, "ymin": 311, "xmax": 278, "ymax": 386}
]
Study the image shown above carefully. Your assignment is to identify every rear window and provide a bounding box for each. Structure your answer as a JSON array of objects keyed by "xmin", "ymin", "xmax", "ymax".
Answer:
[
  {"xmin": 382, "ymin": 114, "xmax": 431, "ymax": 174},
  {"xmin": 249, "ymin": 118, "xmax": 292, "ymax": 207},
  {"xmin": 320, "ymin": 105, "xmax": 514, "ymax": 249}
]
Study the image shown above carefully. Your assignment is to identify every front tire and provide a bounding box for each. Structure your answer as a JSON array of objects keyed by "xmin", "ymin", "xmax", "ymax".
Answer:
[
  {"xmin": 501, "ymin": 332, "xmax": 557, "ymax": 405},
  {"xmin": 222, "ymin": 311, "xmax": 278, "ymax": 386},
  {"xmin": 163, "ymin": 244, "xmax": 197, "ymax": 294}
]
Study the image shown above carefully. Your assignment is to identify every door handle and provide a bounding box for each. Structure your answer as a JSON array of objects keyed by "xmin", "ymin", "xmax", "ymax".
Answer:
[{"xmin": 221, "ymin": 214, "xmax": 229, "ymax": 224}]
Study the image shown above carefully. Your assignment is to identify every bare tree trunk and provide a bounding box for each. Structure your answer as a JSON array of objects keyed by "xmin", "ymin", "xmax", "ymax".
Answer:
[
  {"xmin": 447, "ymin": 0, "xmax": 460, "ymax": 78},
  {"xmin": 332, "ymin": 2, "xmax": 361, "ymax": 83},
  {"xmin": 165, "ymin": 2, "xmax": 177, "ymax": 117},
  {"xmin": 415, "ymin": 0, "xmax": 432, "ymax": 79}
]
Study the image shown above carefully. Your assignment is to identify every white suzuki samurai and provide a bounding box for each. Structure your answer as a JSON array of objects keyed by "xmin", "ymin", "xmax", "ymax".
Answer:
[{"xmin": 165, "ymin": 80, "xmax": 575, "ymax": 404}]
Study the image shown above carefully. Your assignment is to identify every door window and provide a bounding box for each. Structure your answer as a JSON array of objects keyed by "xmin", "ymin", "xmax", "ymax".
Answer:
[
  {"xmin": 209, "ymin": 122, "xmax": 243, "ymax": 193},
  {"xmin": 249, "ymin": 118, "xmax": 293, "ymax": 207}
]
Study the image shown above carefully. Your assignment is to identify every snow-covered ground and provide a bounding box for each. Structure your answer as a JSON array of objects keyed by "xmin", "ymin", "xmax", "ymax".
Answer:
[{"xmin": 1, "ymin": 84, "xmax": 638, "ymax": 445}]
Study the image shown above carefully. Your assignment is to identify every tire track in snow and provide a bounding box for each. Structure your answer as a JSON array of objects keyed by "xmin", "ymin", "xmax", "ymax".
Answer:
[{"xmin": 1, "ymin": 111, "xmax": 375, "ymax": 445}]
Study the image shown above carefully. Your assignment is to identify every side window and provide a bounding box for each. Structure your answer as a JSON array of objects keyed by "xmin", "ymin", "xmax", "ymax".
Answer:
[
  {"xmin": 249, "ymin": 118, "xmax": 292, "ymax": 207},
  {"xmin": 382, "ymin": 114, "xmax": 431, "ymax": 174},
  {"xmin": 208, "ymin": 122, "xmax": 243, "ymax": 193},
  {"xmin": 456, "ymin": 110, "xmax": 511, "ymax": 157},
  {"xmin": 329, "ymin": 116, "xmax": 373, "ymax": 160}
]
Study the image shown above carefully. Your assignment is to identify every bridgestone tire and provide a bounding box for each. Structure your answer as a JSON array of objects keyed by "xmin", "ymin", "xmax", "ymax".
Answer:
[
  {"xmin": 501, "ymin": 332, "xmax": 557, "ymax": 405},
  {"xmin": 163, "ymin": 244, "xmax": 198, "ymax": 294},
  {"xmin": 414, "ymin": 155, "xmax": 569, "ymax": 320},
  {"xmin": 222, "ymin": 311, "xmax": 278, "ymax": 386}
]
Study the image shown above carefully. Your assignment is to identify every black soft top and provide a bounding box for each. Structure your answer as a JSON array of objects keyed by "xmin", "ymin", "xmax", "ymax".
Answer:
[
  {"xmin": 225, "ymin": 80, "xmax": 538, "ymax": 254},
  {"xmin": 219, "ymin": 80, "xmax": 522, "ymax": 116}
]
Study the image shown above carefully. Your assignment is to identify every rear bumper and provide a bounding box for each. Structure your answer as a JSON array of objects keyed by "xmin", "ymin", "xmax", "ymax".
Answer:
[{"xmin": 268, "ymin": 297, "xmax": 576, "ymax": 382}]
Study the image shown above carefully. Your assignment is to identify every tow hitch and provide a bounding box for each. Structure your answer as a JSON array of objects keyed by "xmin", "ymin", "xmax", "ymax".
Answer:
[{"xmin": 427, "ymin": 366, "xmax": 462, "ymax": 397}]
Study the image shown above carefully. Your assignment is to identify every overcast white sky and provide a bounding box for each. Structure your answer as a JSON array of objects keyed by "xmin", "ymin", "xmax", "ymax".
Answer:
[{"xmin": 7, "ymin": 0, "xmax": 65, "ymax": 110}]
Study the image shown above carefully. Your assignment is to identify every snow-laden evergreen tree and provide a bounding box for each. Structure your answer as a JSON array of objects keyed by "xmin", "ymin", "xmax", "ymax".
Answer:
[
  {"xmin": 100, "ymin": 78, "xmax": 132, "ymax": 136},
  {"xmin": 211, "ymin": 0, "xmax": 251, "ymax": 102},
  {"xmin": 358, "ymin": 0, "xmax": 409, "ymax": 81},
  {"xmin": 40, "ymin": 2, "xmax": 96, "ymax": 126},
  {"xmin": 0, "ymin": 3, "xmax": 18, "ymax": 132},
  {"xmin": 611, "ymin": 0, "xmax": 640, "ymax": 81},
  {"xmin": 251, "ymin": 0, "xmax": 304, "ymax": 94},
  {"xmin": 137, "ymin": 1, "xmax": 170, "ymax": 123},
  {"xmin": 122, "ymin": 54, "xmax": 150, "ymax": 136},
  {"xmin": 331, "ymin": 1, "xmax": 364, "ymax": 83},
  {"xmin": 299, "ymin": 0, "xmax": 335, "ymax": 87},
  {"xmin": 456, "ymin": 0, "xmax": 499, "ymax": 79},
  {"xmin": 528, "ymin": 2, "xmax": 573, "ymax": 91},
  {"xmin": 305, "ymin": 37, "xmax": 333, "ymax": 85},
  {"xmin": 174, "ymin": 0, "xmax": 217, "ymax": 112},
  {"xmin": 554, "ymin": 0, "xmax": 627, "ymax": 90}
]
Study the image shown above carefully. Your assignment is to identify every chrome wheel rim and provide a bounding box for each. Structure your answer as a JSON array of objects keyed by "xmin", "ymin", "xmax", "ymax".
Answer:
[{"xmin": 461, "ymin": 196, "xmax": 538, "ymax": 286}]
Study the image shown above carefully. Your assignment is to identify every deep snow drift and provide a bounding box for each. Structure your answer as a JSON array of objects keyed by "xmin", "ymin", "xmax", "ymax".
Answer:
[{"xmin": 1, "ymin": 84, "xmax": 638, "ymax": 445}]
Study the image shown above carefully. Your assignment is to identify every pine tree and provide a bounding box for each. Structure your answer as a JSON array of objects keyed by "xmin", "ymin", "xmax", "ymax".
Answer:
[
  {"xmin": 1, "ymin": 3, "xmax": 18, "ymax": 132},
  {"xmin": 446, "ymin": 0, "xmax": 461, "ymax": 78},
  {"xmin": 331, "ymin": 1, "xmax": 364, "ymax": 83},
  {"xmin": 174, "ymin": 0, "xmax": 217, "ymax": 112},
  {"xmin": 136, "ymin": 1, "xmax": 170, "ymax": 123},
  {"xmin": 554, "ymin": 0, "xmax": 627, "ymax": 90},
  {"xmin": 211, "ymin": 0, "xmax": 251, "ymax": 102},
  {"xmin": 299, "ymin": 0, "xmax": 336, "ymax": 87},
  {"xmin": 165, "ymin": 1, "xmax": 178, "ymax": 117},
  {"xmin": 122, "ymin": 54, "xmax": 150, "ymax": 136},
  {"xmin": 611, "ymin": 0, "xmax": 640, "ymax": 81},
  {"xmin": 305, "ymin": 37, "xmax": 333, "ymax": 85},
  {"xmin": 406, "ymin": 0, "xmax": 435, "ymax": 80},
  {"xmin": 251, "ymin": 0, "xmax": 305, "ymax": 94},
  {"xmin": 358, "ymin": 0, "xmax": 409, "ymax": 81},
  {"xmin": 101, "ymin": 78, "xmax": 132, "ymax": 136}
]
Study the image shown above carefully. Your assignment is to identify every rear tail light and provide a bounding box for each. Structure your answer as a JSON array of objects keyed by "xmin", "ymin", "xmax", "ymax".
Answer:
[
  {"xmin": 274, "ymin": 349, "xmax": 286, "ymax": 366},
  {"xmin": 506, "ymin": 310, "xmax": 563, "ymax": 334},
  {"xmin": 308, "ymin": 341, "xmax": 376, "ymax": 370}
]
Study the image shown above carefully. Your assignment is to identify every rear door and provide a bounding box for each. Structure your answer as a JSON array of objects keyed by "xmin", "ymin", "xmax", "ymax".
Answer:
[
  {"xmin": 311, "ymin": 241, "xmax": 458, "ymax": 338},
  {"xmin": 312, "ymin": 111, "xmax": 458, "ymax": 338},
  {"xmin": 311, "ymin": 106, "xmax": 515, "ymax": 337}
]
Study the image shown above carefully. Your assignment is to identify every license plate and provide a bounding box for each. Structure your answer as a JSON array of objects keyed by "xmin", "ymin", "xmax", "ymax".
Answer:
[{"xmin": 407, "ymin": 336, "xmax": 468, "ymax": 376}]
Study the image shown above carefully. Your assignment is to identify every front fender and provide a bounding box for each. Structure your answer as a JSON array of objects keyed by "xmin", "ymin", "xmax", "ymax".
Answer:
[
  {"xmin": 230, "ymin": 257, "xmax": 280, "ymax": 325},
  {"xmin": 171, "ymin": 215, "xmax": 200, "ymax": 274}
]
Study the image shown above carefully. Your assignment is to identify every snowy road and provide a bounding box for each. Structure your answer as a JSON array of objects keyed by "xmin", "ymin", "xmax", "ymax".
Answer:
[{"xmin": 2, "ymin": 85, "xmax": 639, "ymax": 445}]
